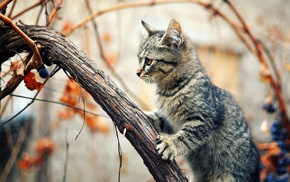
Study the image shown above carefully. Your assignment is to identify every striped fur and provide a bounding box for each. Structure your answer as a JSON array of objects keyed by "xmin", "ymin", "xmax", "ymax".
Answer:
[{"xmin": 137, "ymin": 20, "xmax": 260, "ymax": 182}]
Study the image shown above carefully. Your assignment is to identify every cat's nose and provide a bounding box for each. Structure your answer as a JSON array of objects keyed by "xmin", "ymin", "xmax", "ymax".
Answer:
[{"xmin": 136, "ymin": 72, "xmax": 141, "ymax": 77}]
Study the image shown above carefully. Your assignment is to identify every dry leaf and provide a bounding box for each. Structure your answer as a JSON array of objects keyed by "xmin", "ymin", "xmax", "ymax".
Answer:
[
  {"xmin": 18, "ymin": 155, "xmax": 44, "ymax": 170},
  {"xmin": 24, "ymin": 72, "xmax": 43, "ymax": 91},
  {"xmin": 58, "ymin": 80, "xmax": 109, "ymax": 133},
  {"xmin": 85, "ymin": 115, "xmax": 109, "ymax": 133},
  {"xmin": 18, "ymin": 138, "xmax": 54, "ymax": 170},
  {"xmin": 62, "ymin": 20, "xmax": 72, "ymax": 33},
  {"xmin": 18, "ymin": 153, "xmax": 37, "ymax": 170},
  {"xmin": 35, "ymin": 138, "xmax": 55, "ymax": 155},
  {"xmin": 11, "ymin": 60, "xmax": 24, "ymax": 76},
  {"xmin": 102, "ymin": 32, "xmax": 112, "ymax": 43}
]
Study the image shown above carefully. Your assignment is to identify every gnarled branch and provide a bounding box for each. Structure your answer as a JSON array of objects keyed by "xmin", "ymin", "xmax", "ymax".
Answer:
[{"xmin": 0, "ymin": 25, "xmax": 188, "ymax": 182}]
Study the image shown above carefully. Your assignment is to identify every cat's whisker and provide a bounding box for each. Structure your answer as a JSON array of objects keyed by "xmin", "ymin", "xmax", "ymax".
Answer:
[
  {"xmin": 136, "ymin": 78, "xmax": 144, "ymax": 92},
  {"xmin": 126, "ymin": 74, "xmax": 138, "ymax": 83},
  {"xmin": 121, "ymin": 36, "xmax": 140, "ymax": 55}
]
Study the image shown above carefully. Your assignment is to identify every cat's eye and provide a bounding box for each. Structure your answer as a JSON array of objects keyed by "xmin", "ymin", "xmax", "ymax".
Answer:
[{"xmin": 144, "ymin": 57, "xmax": 153, "ymax": 66}]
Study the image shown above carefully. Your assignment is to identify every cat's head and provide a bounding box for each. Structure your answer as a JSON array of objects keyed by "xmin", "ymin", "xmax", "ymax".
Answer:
[{"xmin": 137, "ymin": 19, "xmax": 185, "ymax": 84}]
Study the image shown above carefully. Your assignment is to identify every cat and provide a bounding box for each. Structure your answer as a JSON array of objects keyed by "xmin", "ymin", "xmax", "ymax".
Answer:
[{"xmin": 136, "ymin": 19, "xmax": 260, "ymax": 182}]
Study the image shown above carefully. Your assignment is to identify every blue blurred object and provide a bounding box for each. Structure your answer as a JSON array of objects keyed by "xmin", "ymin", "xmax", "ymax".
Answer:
[
  {"xmin": 263, "ymin": 103, "xmax": 276, "ymax": 114},
  {"xmin": 37, "ymin": 64, "xmax": 50, "ymax": 78},
  {"xmin": 275, "ymin": 174, "xmax": 289, "ymax": 182},
  {"xmin": 264, "ymin": 173, "xmax": 275, "ymax": 182}
]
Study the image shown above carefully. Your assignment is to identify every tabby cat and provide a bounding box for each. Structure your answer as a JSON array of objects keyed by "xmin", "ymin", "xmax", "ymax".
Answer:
[{"xmin": 136, "ymin": 19, "xmax": 260, "ymax": 182}]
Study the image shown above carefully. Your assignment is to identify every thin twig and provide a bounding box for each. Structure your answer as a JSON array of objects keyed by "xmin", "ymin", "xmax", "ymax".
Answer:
[
  {"xmin": 43, "ymin": 0, "xmax": 49, "ymax": 23},
  {"xmin": 0, "ymin": 0, "xmax": 13, "ymax": 12},
  {"xmin": 114, "ymin": 125, "xmax": 122, "ymax": 182},
  {"xmin": 46, "ymin": 0, "xmax": 63, "ymax": 27},
  {"xmin": 224, "ymin": 0, "xmax": 256, "ymax": 45},
  {"xmin": 74, "ymin": 78, "xmax": 86, "ymax": 141},
  {"xmin": 35, "ymin": 3, "xmax": 44, "ymax": 25},
  {"xmin": 0, "ymin": 95, "xmax": 11, "ymax": 119},
  {"xmin": 6, "ymin": 0, "xmax": 17, "ymax": 18},
  {"xmin": 10, "ymin": 1, "xmax": 43, "ymax": 20},
  {"xmin": 62, "ymin": 127, "xmax": 69, "ymax": 182},
  {"xmin": 262, "ymin": 43, "xmax": 281, "ymax": 84},
  {"xmin": 84, "ymin": 0, "xmax": 105, "ymax": 60},
  {"xmin": 4, "ymin": 118, "xmax": 14, "ymax": 149},
  {"xmin": 9, "ymin": 93, "xmax": 109, "ymax": 119}
]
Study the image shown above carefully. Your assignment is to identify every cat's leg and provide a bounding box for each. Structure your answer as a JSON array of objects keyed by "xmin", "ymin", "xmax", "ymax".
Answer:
[
  {"xmin": 156, "ymin": 121, "xmax": 211, "ymax": 161},
  {"xmin": 145, "ymin": 112, "xmax": 174, "ymax": 133},
  {"xmin": 211, "ymin": 172, "xmax": 235, "ymax": 182}
]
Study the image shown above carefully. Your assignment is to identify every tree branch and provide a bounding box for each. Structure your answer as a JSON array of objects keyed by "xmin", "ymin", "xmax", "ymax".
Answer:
[{"xmin": 0, "ymin": 25, "xmax": 188, "ymax": 182}]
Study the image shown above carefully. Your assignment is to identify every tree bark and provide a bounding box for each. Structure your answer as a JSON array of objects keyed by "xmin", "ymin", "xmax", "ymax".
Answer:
[{"xmin": 0, "ymin": 25, "xmax": 188, "ymax": 181}]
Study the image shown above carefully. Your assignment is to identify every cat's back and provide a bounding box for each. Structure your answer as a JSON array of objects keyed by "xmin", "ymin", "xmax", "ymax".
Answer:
[{"xmin": 189, "ymin": 87, "xmax": 260, "ymax": 181}]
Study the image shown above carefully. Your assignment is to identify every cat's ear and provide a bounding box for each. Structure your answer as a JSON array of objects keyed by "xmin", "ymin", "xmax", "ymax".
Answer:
[
  {"xmin": 159, "ymin": 19, "xmax": 184, "ymax": 48},
  {"xmin": 141, "ymin": 20, "xmax": 157, "ymax": 37}
]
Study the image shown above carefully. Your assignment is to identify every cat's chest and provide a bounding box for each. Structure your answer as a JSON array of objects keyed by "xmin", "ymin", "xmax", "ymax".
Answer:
[{"xmin": 155, "ymin": 94, "xmax": 186, "ymax": 129}]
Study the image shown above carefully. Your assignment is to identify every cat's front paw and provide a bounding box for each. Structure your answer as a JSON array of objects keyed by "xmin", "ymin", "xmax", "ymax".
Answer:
[{"xmin": 156, "ymin": 135, "xmax": 178, "ymax": 161}]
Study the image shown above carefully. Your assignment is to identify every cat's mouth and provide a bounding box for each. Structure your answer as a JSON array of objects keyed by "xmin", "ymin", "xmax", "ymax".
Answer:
[{"xmin": 137, "ymin": 73, "xmax": 154, "ymax": 84}]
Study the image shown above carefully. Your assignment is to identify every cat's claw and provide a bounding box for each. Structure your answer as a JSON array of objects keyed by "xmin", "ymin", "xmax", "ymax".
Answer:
[
  {"xmin": 156, "ymin": 135, "xmax": 177, "ymax": 161},
  {"xmin": 156, "ymin": 135, "xmax": 162, "ymax": 144}
]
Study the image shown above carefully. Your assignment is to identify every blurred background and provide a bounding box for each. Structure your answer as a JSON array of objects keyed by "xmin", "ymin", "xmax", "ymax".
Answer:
[{"xmin": 0, "ymin": 0, "xmax": 290, "ymax": 181}]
